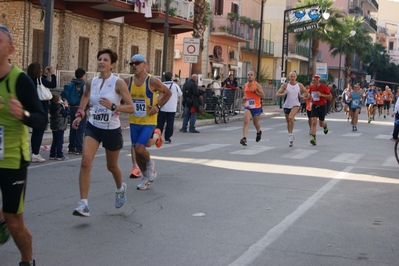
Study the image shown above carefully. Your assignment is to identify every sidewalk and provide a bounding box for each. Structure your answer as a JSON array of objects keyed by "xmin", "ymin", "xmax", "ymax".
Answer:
[{"xmin": 40, "ymin": 105, "xmax": 283, "ymax": 147}]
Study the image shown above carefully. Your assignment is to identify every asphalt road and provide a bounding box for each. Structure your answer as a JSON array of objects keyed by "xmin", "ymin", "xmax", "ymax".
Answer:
[{"xmin": 2, "ymin": 109, "xmax": 399, "ymax": 266}]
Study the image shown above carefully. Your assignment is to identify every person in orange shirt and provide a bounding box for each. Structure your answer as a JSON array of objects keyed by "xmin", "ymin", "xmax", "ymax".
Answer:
[
  {"xmin": 383, "ymin": 86, "xmax": 393, "ymax": 118},
  {"xmin": 376, "ymin": 87, "xmax": 384, "ymax": 117},
  {"xmin": 240, "ymin": 71, "xmax": 265, "ymax": 146}
]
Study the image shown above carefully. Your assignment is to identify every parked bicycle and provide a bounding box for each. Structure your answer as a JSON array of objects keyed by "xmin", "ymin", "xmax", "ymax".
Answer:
[
  {"xmin": 214, "ymin": 95, "xmax": 230, "ymax": 124},
  {"xmin": 333, "ymin": 99, "xmax": 343, "ymax": 112}
]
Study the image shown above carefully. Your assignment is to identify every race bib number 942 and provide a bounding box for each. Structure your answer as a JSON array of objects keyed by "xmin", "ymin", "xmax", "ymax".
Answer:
[{"xmin": 133, "ymin": 99, "xmax": 146, "ymax": 117}]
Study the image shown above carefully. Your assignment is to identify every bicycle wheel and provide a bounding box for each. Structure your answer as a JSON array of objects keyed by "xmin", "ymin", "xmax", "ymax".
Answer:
[
  {"xmin": 395, "ymin": 140, "xmax": 399, "ymax": 164},
  {"xmin": 223, "ymin": 105, "xmax": 230, "ymax": 123},
  {"xmin": 214, "ymin": 105, "xmax": 222, "ymax": 124},
  {"xmin": 335, "ymin": 101, "xmax": 343, "ymax": 112}
]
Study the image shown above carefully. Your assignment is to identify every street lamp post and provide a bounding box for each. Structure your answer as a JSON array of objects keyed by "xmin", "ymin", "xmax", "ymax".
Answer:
[
  {"xmin": 161, "ymin": 0, "xmax": 170, "ymax": 81},
  {"xmin": 256, "ymin": 0, "xmax": 266, "ymax": 82}
]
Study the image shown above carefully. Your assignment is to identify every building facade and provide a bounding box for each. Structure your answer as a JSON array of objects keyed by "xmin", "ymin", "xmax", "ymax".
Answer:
[{"xmin": 1, "ymin": 0, "xmax": 193, "ymax": 85}]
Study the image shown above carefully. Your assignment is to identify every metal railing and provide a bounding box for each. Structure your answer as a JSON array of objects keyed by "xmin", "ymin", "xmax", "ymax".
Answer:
[{"xmin": 210, "ymin": 17, "xmax": 254, "ymax": 41}]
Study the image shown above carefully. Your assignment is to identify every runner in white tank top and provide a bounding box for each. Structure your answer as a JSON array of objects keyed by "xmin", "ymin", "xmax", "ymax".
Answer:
[
  {"xmin": 71, "ymin": 49, "xmax": 134, "ymax": 217},
  {"xmin": 88, "ymin": 74, "xmax": 121, "ymax": 130},
  {"xmin": 276, "ymin": 71, "xmax": 308, "ymax": 147}
]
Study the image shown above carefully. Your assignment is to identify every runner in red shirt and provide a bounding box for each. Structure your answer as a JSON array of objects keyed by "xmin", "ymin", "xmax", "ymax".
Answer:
[{"xmin": 309, "ymin": 75, "xmax": 332, "ymax": 145}]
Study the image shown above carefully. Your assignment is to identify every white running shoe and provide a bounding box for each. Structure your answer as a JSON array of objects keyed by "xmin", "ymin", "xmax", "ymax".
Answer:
[
  {"xmin": 115, "ymin": 183, "xmax": 127, "ymax": 208},
  {"xmin": 72, "ymin": 201, "xmax": 90, "ymax": 217},
  {"xmin": 137, "ymin": 175, "xmax": 149, "ymax": 190},
  {"xmin": 147, "ymin": 161, "xmax": 157, "ymax": 183},
  {"xmin": 31, "ymin": 154, "xmax": 45, "ymax": 163},
  {"xmin": 289, "ymin": 135, "xmax": 295, "ymax": 147}
]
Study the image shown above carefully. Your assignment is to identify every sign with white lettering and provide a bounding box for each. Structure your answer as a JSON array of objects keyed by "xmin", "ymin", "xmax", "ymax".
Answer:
[{"xmin": 184, "ymin": 56, "xmax": 198, "ymax": 63}]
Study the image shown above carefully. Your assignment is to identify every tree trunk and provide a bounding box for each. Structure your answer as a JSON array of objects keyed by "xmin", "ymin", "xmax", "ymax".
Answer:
[
  {"xmin": 344, "ymin": 55, "xmax": 352, "ymax": 87},
  {"xmin": 311, "ymin": 37, "xmax": 319, "ymax": 77},
  {"xmin": 191, "ymin": 0, "xmax": 206, "ymax": 76}
]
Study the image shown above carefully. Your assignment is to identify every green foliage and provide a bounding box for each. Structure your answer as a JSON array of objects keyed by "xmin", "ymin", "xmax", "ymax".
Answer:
[
  {"xmin": 297, "ymin": 74, "xmax": 310, "ymax": 84},
  {"xmin": 198, "ymin": 113, "xmax": 214, "ymax": 119},
  {"xmin": 252, "ymin": 20, "xmax": 260, "ymax": 29},
  {"xmin": 252, "ymin": 66, "xmax": 270, "ymax": 86},
  {"xmin": 227, "ymin": 12, "xmax": 239, "ymax": 20},
  {"xmin": 203, "ymin": 1, "xmax": 212, "ymax": 26},
  {"xmin": 169, "ymin": 7, "xmax": 177, "ymax": 17}
]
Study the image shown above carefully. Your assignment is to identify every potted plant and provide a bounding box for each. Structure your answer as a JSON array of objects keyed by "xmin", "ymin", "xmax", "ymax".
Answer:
[
  {"xmin": 245, "ymin": 17, "xmax": 252, "ymax": 26},
  {"xmin": 218, "ymin": 25, "xmax": 227, "ymax": 32},
  {"xmin": 251, "ymin": 20, "xmax": 260, "ymax": 29},
  {"xmin": 227, "ymin": 12, "xmax": 239, "ymax": 20},
  {"xmin": 169, "ymin": 7, "xmax": 177, "ymax": 17},
  {"xmin": 239, "ymin": 16, "xmax": 247, "ymax": 24}
]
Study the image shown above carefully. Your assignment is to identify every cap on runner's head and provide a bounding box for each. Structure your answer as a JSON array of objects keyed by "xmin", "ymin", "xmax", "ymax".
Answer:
[
  {"xmin": 131, "ymin": 54, "xmax": 147, "ymax": 62},
  {"xmin": 313, "ymin": 75, "xmax": 321, "ymax": 80}
]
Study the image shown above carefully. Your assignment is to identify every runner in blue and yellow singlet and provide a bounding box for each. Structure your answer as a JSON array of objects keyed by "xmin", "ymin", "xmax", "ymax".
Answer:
[{"xmin": 125, "ymin": 54, "xmax": 171, "ymax": 190}]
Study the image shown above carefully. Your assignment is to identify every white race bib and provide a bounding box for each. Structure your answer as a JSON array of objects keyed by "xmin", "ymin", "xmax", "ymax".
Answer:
[
  {"xmin": 133, "ymin": 99, "xmax": 146, "ymax": 117},
  {"xmin": 91, "ymin": 107, "xmax": 112, "ymax": 123},
  {"xmin": 0, "ymin": 126, "xmax": 4, "ymax": 160},
  {"xmin": 311, "ymin": 91, "xmax": 320, "ymax": 101},
  {"xmin": 246, "ymin": 98, "xmax": 255, "ymax": 109}
]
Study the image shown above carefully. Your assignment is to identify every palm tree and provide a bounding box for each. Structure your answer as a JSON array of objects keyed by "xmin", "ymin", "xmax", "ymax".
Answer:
[
  {"xmin": 363, "ymin": 43, "xmax": 390, "ymax": 81},
  {"xmin": 191, "ymin": 0, "xmax": 207, "ymax": 75},
  {"xmin": 294, "ymin": 0, "xmax": 342, "ymax": 77},
  {"xmin": 328, "ymin": 16, "xmax": 372, "ymax": 87}
]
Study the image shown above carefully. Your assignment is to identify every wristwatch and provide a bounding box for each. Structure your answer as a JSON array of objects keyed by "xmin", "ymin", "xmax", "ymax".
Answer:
[
  {"xmin": 155, "ymin": 103, "xmax": 161, "ymax": 110},
  {"xmin": 111, "ymin": 103, "xmax": 117, "ymax": 111},
  {"xmin": 23, "ymin": 110, "xmax": 30, "ymax": 118}
]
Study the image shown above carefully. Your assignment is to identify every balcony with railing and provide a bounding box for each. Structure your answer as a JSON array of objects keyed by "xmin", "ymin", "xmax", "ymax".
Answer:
[
  {"xmin": 363, "ymin": 15, "xmax": 378, "ymax": 33},
  {"xmin": 378, "ymin": 26, "xmax": 390, "ymax": 36},
  {"xmin": 243, "ymin": 39, "xmax": 274, "ymax": 55},
  {"xmin": 210, "ymin": 16, "xmax": 254, "ymax": 42},
  {"xmin": 149, "ymin": 0, "xmax": 194, "ymax": 21}
]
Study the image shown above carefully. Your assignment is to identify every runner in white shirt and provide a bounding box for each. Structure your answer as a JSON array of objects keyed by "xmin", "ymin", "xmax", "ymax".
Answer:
[{"xmin": 276, "ymin": 71, "xmax": 308, "ymax": 147}]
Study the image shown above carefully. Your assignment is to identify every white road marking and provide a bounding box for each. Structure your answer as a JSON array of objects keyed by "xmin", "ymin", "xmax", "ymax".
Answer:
[
  {"xmin": 230, "ymin": 146, "xmax": 275, "ymax": 155},
  {"xmin": 228, "ymin": 166, "xmax": 354, "ymax": 266},
  {"xmin": 330, "ymin": 153, "xmax": 364, "ymax": 164},
  {"xmin": 281, "ymin": 149, "xmax": 319, "ymax": 159},
  {"xmin": 181, "ymin": 144, "xmax": 231, "ymax": 152}
]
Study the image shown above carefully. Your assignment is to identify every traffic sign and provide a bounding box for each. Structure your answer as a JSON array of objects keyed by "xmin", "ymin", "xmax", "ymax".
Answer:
[
  {"xmin": 183, "ymin": 38, "xmax": 200, "ymax": 56},
  {"xmin": 184, "ymin": 56, "xmax": 198, "ymax": 63},
  {"xmin": 366, "ymin": 75, "xmax": 371, "ymax": 83}
]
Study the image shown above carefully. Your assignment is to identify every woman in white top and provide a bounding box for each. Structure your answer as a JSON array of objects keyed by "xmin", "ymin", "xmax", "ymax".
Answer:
[
  {"xmin": 276, "ymin": 71, "xmax": 308, "ymax": 147},
  {"xmin": 71, "ymin": 49, "xmax": 134, "ymax": 217}
]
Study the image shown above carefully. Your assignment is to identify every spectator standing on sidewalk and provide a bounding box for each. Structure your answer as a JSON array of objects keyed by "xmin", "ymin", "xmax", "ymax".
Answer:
[
  {"xmin": 0, "ymin": 24, "xmax": 46, "ymax": 266},
  {"xmin": 240, "ymin": 71, "xmax": 265, "ymax": 146},
  {"xmin": 27, "ymin": 62, "xmax": 57, "ymax": 163},
  {"xmin": 180, "ymin": 74, "xmax": 201, "ymax": 133},
  {"xmin": 49, "ymin": 94, "xmax": 69, "ymax": 160},
  {"xmin": 61, "ymin": 68, "xmax": 87, "ymax": 155},
  {"xmin": 157, "ymin": 71, "xmax": 182, "ymax": 144},
  {"xmin": 309, "ymin": 75, "xmax": 331, "ymax": 146}
]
